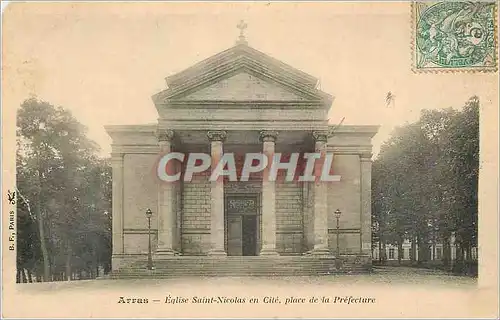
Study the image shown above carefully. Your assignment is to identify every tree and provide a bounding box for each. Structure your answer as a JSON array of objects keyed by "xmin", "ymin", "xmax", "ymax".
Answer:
[
  {"xmin": 372, "ymin": 96, "xmax": 479, "ymax": 272},
  {"xmin": 17, "ymin": 98, "xmax": 111, "ymax": 282}
]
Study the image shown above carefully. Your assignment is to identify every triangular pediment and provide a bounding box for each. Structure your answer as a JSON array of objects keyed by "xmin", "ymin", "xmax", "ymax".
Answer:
[
  {"xmin": 178, "ymin": 72, "xmax": 307, "ymax": 101},
  {"xmin": 152, "ymin": 43, "xmax": 333, "ymax": 106}
]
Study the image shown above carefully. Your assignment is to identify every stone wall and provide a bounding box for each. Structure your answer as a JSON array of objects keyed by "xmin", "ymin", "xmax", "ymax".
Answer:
[
  {"xmin": 302, "ymin": 182, "xmax": 314, "ymax": 252},
  {"xmin": 276, "ymin": 182, "xmax": 303, "ymax": 255},
  {"xmin": 327, "ymin": 154, "xmax": 362, "ymax": 254},
  {"xmin": 181, "ymin": 171, "xmax": 211, "ymax": 254},
  {"xmin": 122, "ymin": 153, "xmax": 159, "ymax": 254}
]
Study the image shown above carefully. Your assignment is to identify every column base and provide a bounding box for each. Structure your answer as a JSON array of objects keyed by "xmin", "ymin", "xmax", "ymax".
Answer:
[
  {"xmin": 208, "ymin": 249, "xmax": 227, "ymax": 256},
  {"xmin": 260, "ymin": 248, "xmax": 280, "ymax": 256},
  {"xmin": 156, "ymin": 246, "xmax": 177, "ymax": 255},
  {"xmin": 309, "ymin": 247, "xmax": 332, "ymax": 257}
]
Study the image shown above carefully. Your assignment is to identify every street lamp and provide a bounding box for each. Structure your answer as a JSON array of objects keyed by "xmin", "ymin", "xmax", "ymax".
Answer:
[
  {"xmin": 146, "ymin": 208, "xmax": 154, "ymax": 270},
  {"xmin": 334, "ymin": 209, "xmax": 342, "ymax": 258}
]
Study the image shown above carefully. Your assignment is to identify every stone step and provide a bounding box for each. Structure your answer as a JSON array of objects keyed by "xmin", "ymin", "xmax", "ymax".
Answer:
[
  {"xmin": 108, "ymin": 269, "xmax": 367, "ymax": 278},
  {"xmin": 122, "ymin": 263, "xmax": 344, "ymax": 269},
  {"xmin": 108, "ymin": 272, "xmax": 366, "ymax": 279},
  {"xmin": 111, "ymin": 271, "xmax": 364, "ymax": 277},
  {"xmin": 109, "ymin": 256, "xmax": 370, "ymax": 279},
  {"xmin": 130, "ymin": 257, "xmax": 339, "ymax": 264},
  {"xmin": 129, "ymin": 262, "xmax": 340, "ymax": 268}
]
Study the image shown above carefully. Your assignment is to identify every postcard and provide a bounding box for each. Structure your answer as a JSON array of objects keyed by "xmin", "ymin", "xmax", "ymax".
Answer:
[{"xmin": 2, "ymin": 2, "xmax": 498, "ymax": 318}]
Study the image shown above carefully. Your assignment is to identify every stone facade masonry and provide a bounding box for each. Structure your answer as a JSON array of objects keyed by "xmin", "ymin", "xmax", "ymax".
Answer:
[
  {"xmin": 179, "ymin": 174, "xmax": 305, "ymax": 255},
  {"xmin": 276, "ymin": 182, "xmax": 303, "ymax": 255},
  {"xmin": 121, "ymin": 153, "xmax": 159, "ymax": 255},
  {"xmin": 181, "ymin": 172, "xmax": 211, "ymax": 255},
  {"xmin": 327, "ymin": 154, "xmax": 362, "ymax": 254}
]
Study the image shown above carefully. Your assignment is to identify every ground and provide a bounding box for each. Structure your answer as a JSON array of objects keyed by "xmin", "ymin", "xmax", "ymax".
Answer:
[
  {"xmin": 7, "ymin": 267, "xmax": 487, "ymax": 319},
  {"xmin": 17, "ymin": 266, "xmax": 477, "ymax": 291}
]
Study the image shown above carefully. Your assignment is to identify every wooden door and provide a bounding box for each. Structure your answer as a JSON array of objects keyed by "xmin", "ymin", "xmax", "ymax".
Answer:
[
  {"xmin": 242, "ymin": 215, "xmax": 257, "ymax": 256},
  {"xmin": 227, "ymin": 215, "xmax": 242, "ymax": 256}
]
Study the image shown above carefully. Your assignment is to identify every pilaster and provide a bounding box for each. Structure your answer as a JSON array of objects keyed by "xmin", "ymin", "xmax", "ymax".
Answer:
[
  {"xmin": 156, "ymin": 129, "xmax": 177, "ymax": 255},
  {"xmin": 360, "ymin": 152, "xmax": 372, "ymax": 255},
  {"xmin": 111, "ymin": 153, "xmax": 124, "ymax": 259}
]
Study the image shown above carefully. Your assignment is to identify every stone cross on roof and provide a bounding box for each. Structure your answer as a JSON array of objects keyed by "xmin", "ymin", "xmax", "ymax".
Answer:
[{"xmin": 236, "ymin": 20, "xmax": 248, "ymax": 44}]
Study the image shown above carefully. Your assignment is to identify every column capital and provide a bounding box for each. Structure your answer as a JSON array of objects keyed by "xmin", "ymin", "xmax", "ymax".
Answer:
[
  {"xmin": 360, "ymin": 152, "xmax": 373, "ymax": 160},
  {"xmin": 207, "ymin": 130, "xmax": 227, "ymax": 142},
  {"xmin": 156, "ymin": 129, "xmax": 175, "ymax": 142},
  {"xmin": 312, "ymin": 130, "xmax": 328, "ymax": 142},
  {"xmin": 110, "ymin": 153, "xmax": 124, "ymax": 165},
  {"xmin": 259, "ymin": 130, "xmax": 278, "ymax": 143}
]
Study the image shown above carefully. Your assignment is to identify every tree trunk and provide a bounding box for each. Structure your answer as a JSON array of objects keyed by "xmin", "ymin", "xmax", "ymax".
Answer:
[
  {"xmin": 378, "ymin": 240, "xmax": 382, "ymax": 263},
  {"xmin": 16, "ymin": 269, "xmax": 21, "ymax": 283},
  {"xmin": 35, "ymin": 181, "xmax": 51, "ymax": 282},
  {"xmin": 65, "ymin": 245, "xmax": 72, "ymax": 281},
  {"xmin": 23, "ymin": 269, "xmax": 30, "ymax": 283},
  {"xmin": 442, "ymin": 235, "xmax": 450, "ymax": 268},
  {"xmin": 27, "ymin": 269, "xmax": 33, "ymax": 283},
  {"xmin": 92, "ymin": 247, "xmax": 98, "ymax": 279},
  {"xmin": 397, "ymin": 240, "xmax": 403, "ymax": 265},
  {"xmin": 21, "ymin": 269, "xmax": 27, "ymax": 283},
  {"xmin": 456, "ymin": 244, "xmax": 464, "ymax": 262},
  {"xmin": 417, "ymin": 236, "xmax": 426, "ymax": 264},
  {"xmin": 35, "ymin": 269, "xmax": 42, "ymax": 282},
  {"xmin": 381, "ymin": 241, "xmax": 387, "ymax": 264},
  {"xmin": 466, "ymin": 245, "xmax": 472, "ymax": 261},
  {"xmin": 410, "ymin": 236, "xmax": 417, "ymax": 263}
]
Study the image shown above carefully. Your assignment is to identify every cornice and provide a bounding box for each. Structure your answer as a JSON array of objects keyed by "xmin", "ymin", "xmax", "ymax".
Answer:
[
  {"xmin": 326, "ymin": 145, "xmax": 373, "ymax": 155},
  {"xmin": 158, "ymin": 120, "xmax": 328, "ymax": 131},
  {"xmin": 160, "ymin": 100, "xmax": 327, "ymax": 109},
  {"xmin": 329, "ymin": 125, "xmax": 380, "ymax": 138},
  {"xmin": 105, "ymin": 124, "xmax": 157, "ymax": 134},
  {"xmin": 111, "ymin": 144, "xmax": 160, "ymax": 154}
]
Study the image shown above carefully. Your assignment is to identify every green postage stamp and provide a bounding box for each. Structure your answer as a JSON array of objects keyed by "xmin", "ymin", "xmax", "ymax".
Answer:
[{"xmin": 413, "ymin": 1, "xmax": 498, "ymax": 72}]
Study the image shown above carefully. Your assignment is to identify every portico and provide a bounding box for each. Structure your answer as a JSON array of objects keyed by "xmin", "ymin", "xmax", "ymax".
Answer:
[{"xmin": 105, "ymin": 35, "xmax": 378, "ymax": 272}]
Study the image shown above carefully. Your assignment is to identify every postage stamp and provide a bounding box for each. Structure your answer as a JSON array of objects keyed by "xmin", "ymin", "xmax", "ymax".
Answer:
[{"xmin": 412, "ymin": 1, "xmax": 498, "ymax": 72}]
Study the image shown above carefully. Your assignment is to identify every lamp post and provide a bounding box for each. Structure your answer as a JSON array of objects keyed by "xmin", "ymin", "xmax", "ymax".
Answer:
[
  {"xmin": 146, "ymin": 208, "xmax": 154, "ymax": 270},
  {"xmin": 334, "ymin": 209, "xmax": 342, "ymax": 258}
]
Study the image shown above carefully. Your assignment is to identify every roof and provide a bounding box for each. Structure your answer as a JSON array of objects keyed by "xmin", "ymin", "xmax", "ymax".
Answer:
[{"xmin": 152, "ymin": 42, "xmax": 333, "ymax": 106}]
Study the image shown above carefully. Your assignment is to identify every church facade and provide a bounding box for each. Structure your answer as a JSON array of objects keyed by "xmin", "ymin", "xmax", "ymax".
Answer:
[{"xmin": 106, "ymin": 35, "xmax": 379, "ymax": 273}]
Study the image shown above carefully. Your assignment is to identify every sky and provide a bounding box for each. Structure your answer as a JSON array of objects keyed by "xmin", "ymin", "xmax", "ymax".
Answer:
[{"xmin": 3, "ymin": 2, "xmax": 498, "ymax": 157}]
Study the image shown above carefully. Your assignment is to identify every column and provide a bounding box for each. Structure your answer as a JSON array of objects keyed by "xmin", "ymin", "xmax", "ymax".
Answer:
[
  {"xmin": 207, "ymin": 130, "xmax": 227, "ymax": 256},
  {"xmin": 260, "ymin": 130, "xmax": 279, "ymax": 255},
  {"xmin": 360, "ymin": 153, "xmax": 372, "ymax": 255},
  {"xmin": 111, "ymin": 153, "xmax": 124, "ymax": 260},
  {"xmin": 311, "ymin": 131, "xmax": 330, "ymax": 255},
  {"xmin": 156, "ymin": 129, "xmax": 176, "ymax": 255}
]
